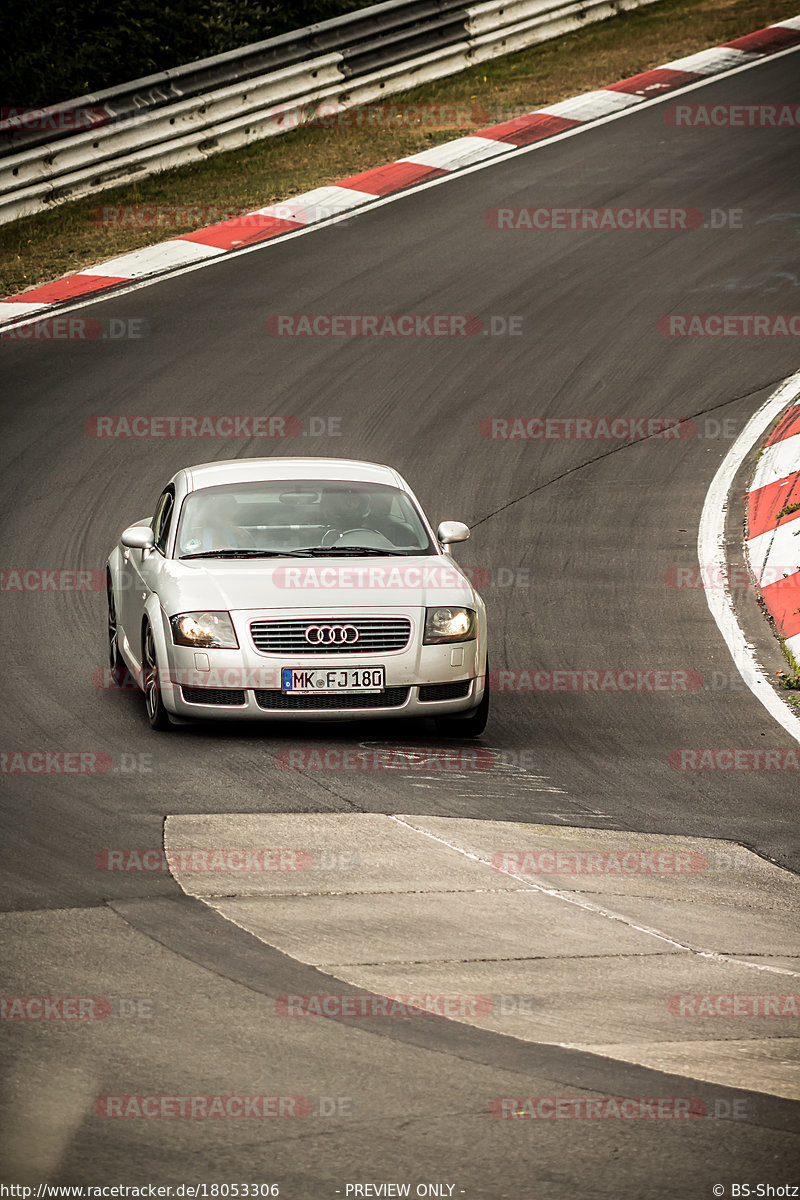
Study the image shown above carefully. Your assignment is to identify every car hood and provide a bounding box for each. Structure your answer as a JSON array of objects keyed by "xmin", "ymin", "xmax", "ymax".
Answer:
[{"xmin": 158, "ymin": 555, "xmax": 477, "ymax": 612}]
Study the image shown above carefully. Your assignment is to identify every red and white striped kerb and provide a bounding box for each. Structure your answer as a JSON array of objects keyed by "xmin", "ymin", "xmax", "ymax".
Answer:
[
  {"xmin": 1, "ymin": 17, "xmax": 799, "ymax": 325},
  {"xmin": 746, "ymin": 403, "xmax": 800, "ymax": 661}
]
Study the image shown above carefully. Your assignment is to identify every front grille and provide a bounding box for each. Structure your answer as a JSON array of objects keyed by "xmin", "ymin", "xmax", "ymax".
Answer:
[
  {"xmin": 182, "ymin": 686, "xmax": 246, "ymax": 706},
  {"xmin": 255, "ymin": 687, "xmax": 410, "ymax": 711},
  {"xmin": 250, "ymin": 617, "xmax": 411, "ymax": 655},
  {"xmin": 418, "ymin": 680, "xmax": 471, "ymax": 702}
]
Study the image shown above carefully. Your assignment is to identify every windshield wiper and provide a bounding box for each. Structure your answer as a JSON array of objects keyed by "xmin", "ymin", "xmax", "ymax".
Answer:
[
  {"xmin": 181, "ymin": 547, "xmax": 421, "ymax": 560},
  {"xmin": 180, "ymin": 549, "xmax": 315, "ymax": 560},
  {"xmin": 295, "ymin": 546, "xmax": 414, "ymax": 557}
]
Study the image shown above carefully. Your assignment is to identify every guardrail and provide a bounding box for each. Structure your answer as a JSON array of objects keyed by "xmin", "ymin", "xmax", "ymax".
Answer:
[{"xmin": 0, "ymin": 0, "xmax": 661, "ymax": 225}]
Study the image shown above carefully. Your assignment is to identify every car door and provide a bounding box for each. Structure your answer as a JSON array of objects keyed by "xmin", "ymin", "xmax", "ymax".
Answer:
[{"xmin": 119, "ymin": 487, "xmax": 173, "ymax": 665}]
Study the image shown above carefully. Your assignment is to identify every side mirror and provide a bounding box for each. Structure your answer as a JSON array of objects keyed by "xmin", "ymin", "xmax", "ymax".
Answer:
[
  {"xmin": 437, "ymin": 520, "xmax": 470, "ymax": 549},
  {"xmin": 121, "ymin": 524, "xmax": 155, "ymax": 550}
]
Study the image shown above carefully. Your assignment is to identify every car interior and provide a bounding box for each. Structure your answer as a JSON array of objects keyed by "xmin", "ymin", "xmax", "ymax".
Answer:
[{"xmin": 178, "ymin": 486, "xmax": 424, "ymax": 554}]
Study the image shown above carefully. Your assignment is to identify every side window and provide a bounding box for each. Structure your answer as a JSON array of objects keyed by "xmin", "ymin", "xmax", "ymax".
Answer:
[{"xmin": 152, "ymin": 488, "xmax": 175, "ymax": 554}]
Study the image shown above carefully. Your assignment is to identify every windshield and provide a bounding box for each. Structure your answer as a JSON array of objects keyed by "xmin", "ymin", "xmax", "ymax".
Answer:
[{"xmin": 176, "ymin": 480, "xmax": 438, "ymax": 558}]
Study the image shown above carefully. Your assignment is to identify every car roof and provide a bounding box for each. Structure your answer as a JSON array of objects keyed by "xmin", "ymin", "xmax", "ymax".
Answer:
[{"xmin": 183, "ymin": 458, "xmax": 404, "ymax": 492}]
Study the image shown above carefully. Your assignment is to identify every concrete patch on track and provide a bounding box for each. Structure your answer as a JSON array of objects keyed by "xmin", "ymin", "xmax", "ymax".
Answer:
[{"xmin": 164, "ymin": 814, "xmax": 800, "ymax": 1099}]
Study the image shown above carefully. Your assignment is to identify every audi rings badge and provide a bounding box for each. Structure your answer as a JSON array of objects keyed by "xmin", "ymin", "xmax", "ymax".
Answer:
[{"xmin": 304, "ymin": 624, "xmax": 360, "ymax": 645}]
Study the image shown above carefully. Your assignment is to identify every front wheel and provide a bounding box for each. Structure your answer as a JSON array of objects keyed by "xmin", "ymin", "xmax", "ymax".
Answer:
[
  {"xmin": 142, "ymin": 621, "xmax": 173, "ymax": 731},
  {"xmin": 107, "ymin": 579, "xmax": 133, "ymax": 688},
  {"xmin": 434, "ymin": 666, "xmax": 490, "ymax": 738}
]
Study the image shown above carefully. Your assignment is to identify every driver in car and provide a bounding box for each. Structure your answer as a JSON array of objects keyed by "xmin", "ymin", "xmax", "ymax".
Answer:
[{"xmin": 321, "ymin": 489, "xmax": 371, "ymax": 546}]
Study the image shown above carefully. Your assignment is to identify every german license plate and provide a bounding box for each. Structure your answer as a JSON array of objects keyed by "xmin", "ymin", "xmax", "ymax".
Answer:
[{"xmin": 281, "ymin": 667, "xmax": 385, "ymax": 694}]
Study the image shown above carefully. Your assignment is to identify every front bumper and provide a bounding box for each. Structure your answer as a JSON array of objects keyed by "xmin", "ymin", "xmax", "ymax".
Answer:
[{"xmin": 158, "ymin": 606, "xmax": 486, "ymax": 721}]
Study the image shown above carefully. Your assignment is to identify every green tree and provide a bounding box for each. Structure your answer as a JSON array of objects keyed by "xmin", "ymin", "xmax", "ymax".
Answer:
[{"xmin": 1, "ymin": 0, "xmax": 373, "ymax": 108}]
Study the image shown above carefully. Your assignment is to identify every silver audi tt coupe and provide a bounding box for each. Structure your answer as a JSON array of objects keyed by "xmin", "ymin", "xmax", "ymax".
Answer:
[{"xmin": 106, "ymin": 457, "xmax": 489, "ymax": 734}]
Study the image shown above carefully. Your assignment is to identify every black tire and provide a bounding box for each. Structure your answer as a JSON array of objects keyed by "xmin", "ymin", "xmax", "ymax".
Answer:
[
  {"xmin": 107, "ymin": 578, "xmax": 134, "ymax": 689},
  {"xmin": 434, "ymin": 667, "xmax": 490, "ymax": 738},
  {"xmin": 142, "ymin": 621, "xmax": 173, "ymax": 731}
]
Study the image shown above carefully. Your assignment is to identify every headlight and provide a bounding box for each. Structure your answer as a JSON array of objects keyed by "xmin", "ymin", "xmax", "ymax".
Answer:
[
  {"xmin": 424, "ymin": 607, "xmax": 476, "ymax": 644},
  {"xmin": 170, "ymin": 611, "xmax": 239, "ymax": 648}
]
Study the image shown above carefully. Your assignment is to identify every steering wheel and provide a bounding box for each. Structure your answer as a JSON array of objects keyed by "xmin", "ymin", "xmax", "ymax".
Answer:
[
  {"xmin": 234, "ymin": 527, "xmax": 258, "ymax": 549},
  {"xmin": 321, "ymin": 528, "xmax": 395, "ymax": 549}
]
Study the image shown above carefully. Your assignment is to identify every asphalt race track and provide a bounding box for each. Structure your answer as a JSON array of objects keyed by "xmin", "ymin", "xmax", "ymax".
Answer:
[{"xmin": 1, "ymin": 48, "xmax": 799, "ymax": 1197}]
